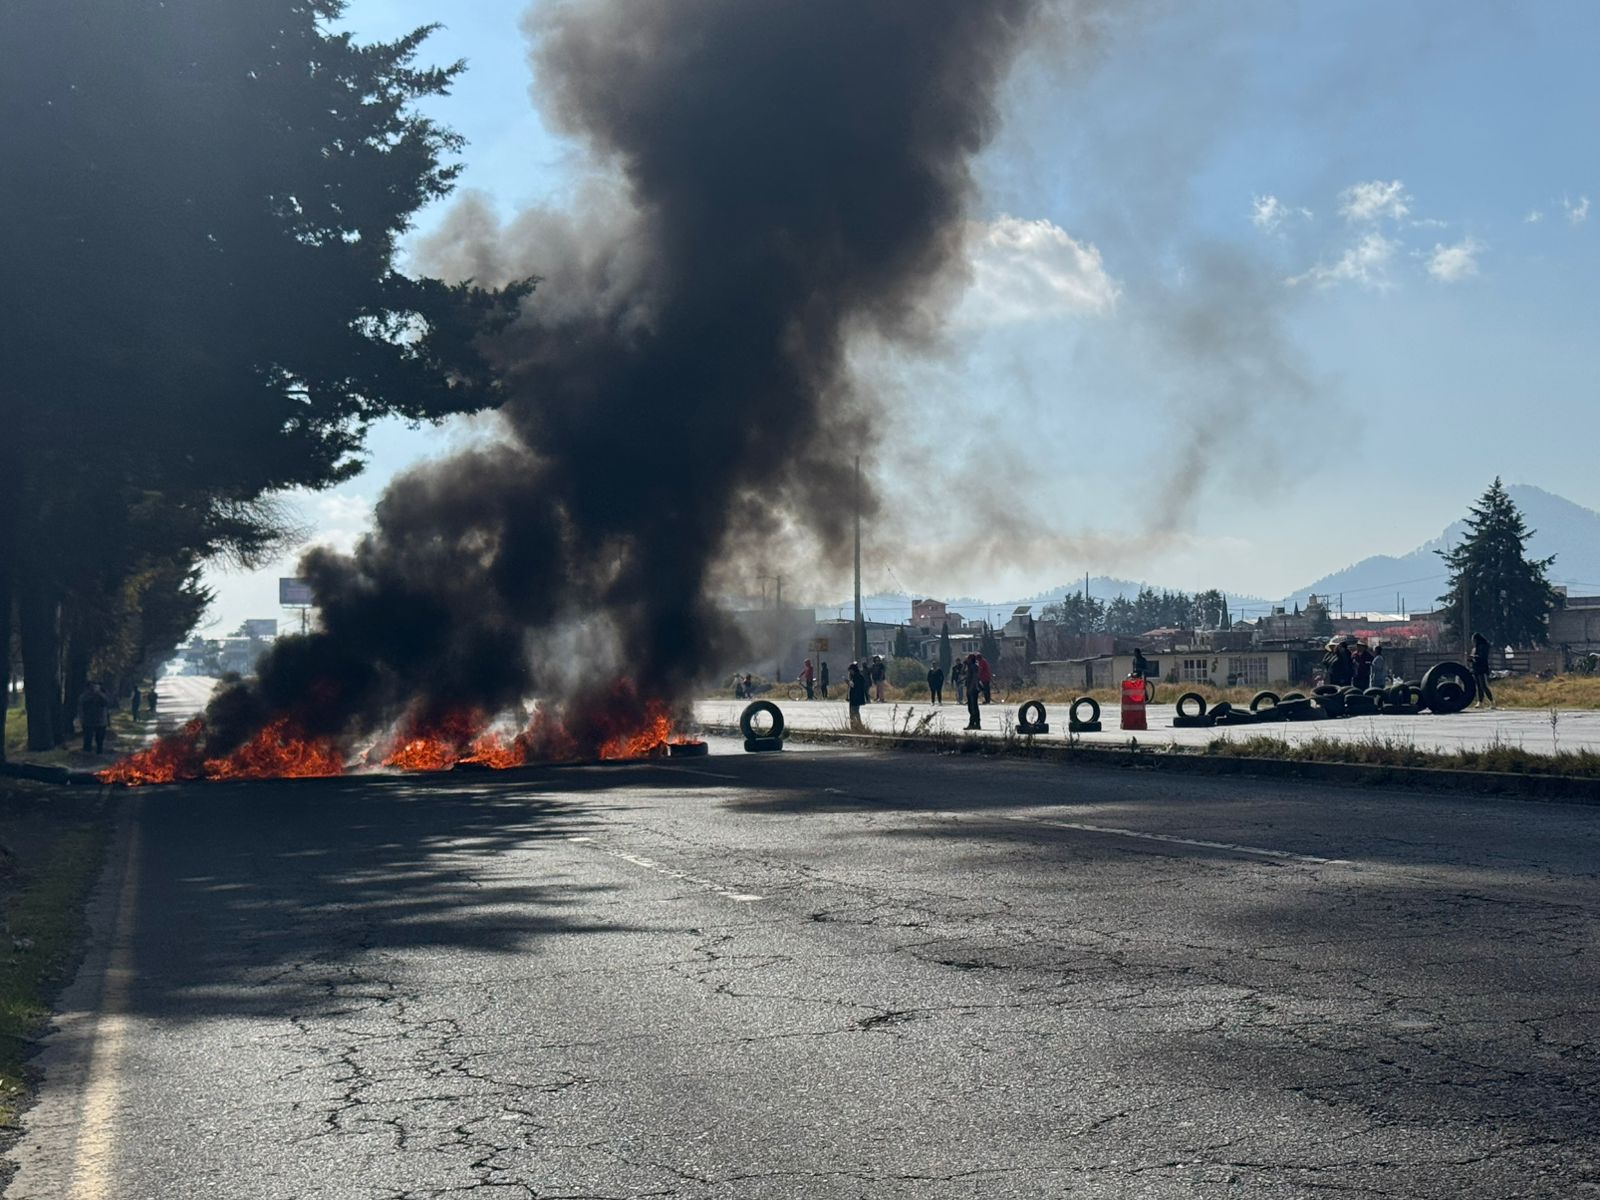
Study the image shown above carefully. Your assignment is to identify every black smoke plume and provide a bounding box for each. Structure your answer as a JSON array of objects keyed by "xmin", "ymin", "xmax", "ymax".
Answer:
[{"xmin": 207, "ymin": 0, "xmax": 1042, "ymax": 755}]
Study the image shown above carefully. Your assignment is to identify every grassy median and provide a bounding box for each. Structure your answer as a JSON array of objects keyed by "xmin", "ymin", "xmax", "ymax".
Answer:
[
  {"xmin": 1202, "ymin": 731, "xmax": 1600, "ymax": 779},
  {"xmin": 0, "ymin": 780, "xmax": 113, "ymax": 1129}
]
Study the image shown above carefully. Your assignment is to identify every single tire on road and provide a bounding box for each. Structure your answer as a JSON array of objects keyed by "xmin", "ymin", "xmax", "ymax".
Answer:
[{"xmin": 739, "ymin": 700, "xmax": 785, "ymax": 740}]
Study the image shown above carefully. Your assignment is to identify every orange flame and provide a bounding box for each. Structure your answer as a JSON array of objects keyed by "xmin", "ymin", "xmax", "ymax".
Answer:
[
  {"xmin": 382, "ymin": 710, "xmax": 487, "ymax": 772},
  {"xmin": 201, "ymin": 717, "xmax": 346, "ymax": 781},
  {"xmin": 98, "ymin": 718, "xmax": 207, "ymax": 785},
  {"xmin": 99, "ymin": 683, "xmax": 682, "ymax": 785},
  {"xmin": 97, "ymin": 716, "xmax": 344, "ymax": 785},
  {"xmin": 598, "ymin": 708, "xmax": 674, "ymax": 759}
]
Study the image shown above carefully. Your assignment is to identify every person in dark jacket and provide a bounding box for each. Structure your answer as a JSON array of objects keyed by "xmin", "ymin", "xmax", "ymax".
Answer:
[
  {"xmin": 819, "ymin": 660, "xmax": 830, "ymax": 699},
  {"xmin": 1325, "ymin": 642, "xmax": 1354, "ymax": 687},
  {"xmin": 78, "ymin": 682, "xmax": 111, "ymax": 753},
  {"xmin": 964, "ymin": 655, "xmax": 982, "ymax": 730},
  {"xmin": 869, "ymin": 655, "xmax": 887, "ymax": 702},
  {"xmin": 1352, "ymin": 644, "xmax": 1373, "ymax": 690},
  {"xmin": 847, "ymin": 661, "xmax": 868, "ymax": 730},
  {"xmin": 1471, "ymin": 632, "xmax": 1495, "ymax": 709},
  {"xmin": 927, "ymin": 665, "xmax": 944, "ymax": 704}
]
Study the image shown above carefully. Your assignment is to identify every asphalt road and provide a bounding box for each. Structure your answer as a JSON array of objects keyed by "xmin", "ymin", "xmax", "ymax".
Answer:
[{"xmin": 10, "ymin": 742, "xmax": 1600, "ymax": 1198}]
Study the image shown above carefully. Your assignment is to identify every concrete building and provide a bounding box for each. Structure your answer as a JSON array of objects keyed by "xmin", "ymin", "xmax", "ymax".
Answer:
[{"xmin": 1551, "ymin": 594, "xmax": 1600, "ymax": 654}]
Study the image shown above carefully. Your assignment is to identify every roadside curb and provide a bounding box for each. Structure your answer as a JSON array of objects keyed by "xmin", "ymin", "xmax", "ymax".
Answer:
[{"xmin": 698, "ymin": 723, "xmax": 1600, "ymax": 806}]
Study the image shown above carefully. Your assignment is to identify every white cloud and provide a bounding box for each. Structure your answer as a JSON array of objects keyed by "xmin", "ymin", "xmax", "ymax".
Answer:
[
  {"xmin": 960, "ymin": 216, "xmax": 1118, "ymax": 324},
  {"xmin": 1565, "ymin": 195, "xmax": 1590, "ymax": 225},
  {"xmin": 1338, "ymin": 179, "xmax": 1411, "ymax": 223},
  {"xmin": 1525, "ymin": 210, "xmax": 1544, "ymax": 224},
  {"xmin": 1426, "ymin": 236, "xmax": 1483, "ymax": 283},
  {"xmin": 1250, "ymin": 194, "xmax": 1312, "ymax": 233},
  {"xmin": 306, "ymin": 491, "xmax": 374, "ymax": 554},
  {"xmin": 1289, "ymin": 232, "xmax": 1399, "ymax": 290}
]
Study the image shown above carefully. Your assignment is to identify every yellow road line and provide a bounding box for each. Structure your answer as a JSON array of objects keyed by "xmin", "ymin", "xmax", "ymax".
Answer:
[{"xmin": 68, "ymin": 807, "xmax": 142, "ymax": 1199}]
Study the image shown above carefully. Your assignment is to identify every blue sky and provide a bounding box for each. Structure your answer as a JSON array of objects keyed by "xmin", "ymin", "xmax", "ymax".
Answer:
[{"xmin": 204, "ymin": 0, "xmax": 1598, "ymax": 632}]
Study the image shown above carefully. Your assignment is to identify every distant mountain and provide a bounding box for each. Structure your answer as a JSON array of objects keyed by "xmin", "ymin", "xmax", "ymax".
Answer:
[{"xmin": 1285, "ymin": 485, "xmax": 1600, "ymax": 614}]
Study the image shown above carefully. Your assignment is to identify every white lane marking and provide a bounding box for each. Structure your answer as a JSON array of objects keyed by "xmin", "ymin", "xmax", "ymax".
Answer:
[
  {"xmin": 70, "ymin": 811, "xmax": 143, "ymax": 1198},
  {"xmin": 648, "ymin": 763, "xmax": 739, "ymax": 780},
  {"xmin": 568, "ymin": 836, "xmax": 763, "ymax": 901},
  {"xmin": 974, "ymin": 811, "xmax": 1347, "ymax": 866}
]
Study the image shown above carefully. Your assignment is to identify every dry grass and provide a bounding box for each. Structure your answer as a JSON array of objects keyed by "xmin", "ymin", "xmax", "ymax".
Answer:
[
  {"xmin": 0, "ymin": 782, "xmax": 113, "ymax": 1132},
  {"xmin": 1485, "ymin": 674, "xmax": 1600, "ymax": 710},
  {"xmin": 1204, "ymin": 731, "xmax": 1600, "ymax": 778}
]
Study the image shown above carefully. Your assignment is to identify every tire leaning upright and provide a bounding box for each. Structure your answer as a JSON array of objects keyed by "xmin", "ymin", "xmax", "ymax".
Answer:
[{"xmin": 739, "ymin": 700, "xmax": 785, "ymax": 741}]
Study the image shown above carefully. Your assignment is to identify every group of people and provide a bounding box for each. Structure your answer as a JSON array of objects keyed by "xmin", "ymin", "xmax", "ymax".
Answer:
[
  {"xmin": 1320, "ymin": 638, "xmax": 1387, "ymax": 691},
  {"xmin": 922, "ymin": 654, "xmax": 991, "ymax": 710},
  {"xmin": 1322, "ymin": 632, "xmax": 1496, "ymax": 710}
]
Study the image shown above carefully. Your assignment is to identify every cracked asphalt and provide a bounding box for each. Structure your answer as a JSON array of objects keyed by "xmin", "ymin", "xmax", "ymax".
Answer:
[{"xmin": 9, "ymin": 738, "xmax": 1600, "ymax": 1198}]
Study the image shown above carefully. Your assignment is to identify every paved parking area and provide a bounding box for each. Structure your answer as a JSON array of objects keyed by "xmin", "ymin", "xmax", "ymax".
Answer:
[{"xmin": 694, "ymin": 696, "xmax": 1598, "ymax": 756}]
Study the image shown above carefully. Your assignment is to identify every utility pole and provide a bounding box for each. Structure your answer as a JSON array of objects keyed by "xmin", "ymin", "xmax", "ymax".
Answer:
[{"xmin": 853, "ymin": 456, "xmax": 867, "ymax": 662}]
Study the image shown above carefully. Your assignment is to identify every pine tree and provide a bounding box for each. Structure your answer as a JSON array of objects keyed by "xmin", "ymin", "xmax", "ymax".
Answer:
[
  {"xmin": 938, "ymin": 622, "xmax": 953, "ymax": 677},
  {"xmin": 1436, "ymin": 478, "xmax": 1559, "ymax": 648},
  {"xmin": 893, "ymin": 625, "xmax": 911, "ymax": 659},
  {"xmin": 979, "ymin": 623, "xmax": 999, "ymax": 666}
]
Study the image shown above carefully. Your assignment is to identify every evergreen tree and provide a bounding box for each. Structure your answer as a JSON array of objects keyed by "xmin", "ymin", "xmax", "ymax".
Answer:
[
  {"xmin": 1104, "ymin": 595, "xmax": 1137, "ymax": 635},
  {"xmin": 979, "ymin": 623, "xmax": 999, "ymax": 666},
  {"xmin": 937, "ymin": 622, "xmax": 952, "ymax": 677},
  {"xmin": 893, "ymin": 624, "xmax": 911, "ymax": 659},
  {"xmin": 1220, "ymin": 595, "xmax": 1231, "ymax": 630},
  {"xmin": 1436, "ymin": 478, "xmax": 1559, "ymax": 648},
  {"xmin": 0, "ymin": 1, "xmax": 525, "ymax": 749}
]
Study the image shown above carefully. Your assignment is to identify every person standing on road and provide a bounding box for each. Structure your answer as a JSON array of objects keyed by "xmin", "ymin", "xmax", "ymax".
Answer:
[
  {"xmin": 870, "ymin": 655, "xmax": 887, "ymax": 703},
  {"xmin": 927, "ymin": 664, "xmax": 944, "ymax": 704},
  {"xmin": 130, "ymin": 686, "xmax": 142, "ymax": 720},
  {"xmin": 146, "ymin": 686, "xmax": 158, "ymax": 715},
  {"xmin": 847, "ymin": 661, "xmax": 868, "ymax": 731},
  {"xmin": 976, "ymin": 654, "xmax": 992, "ymax": 704},
  {"xmin": 1471, "ymin": 632, "xmax": 1496, "ymax": 709},
  {"xmin": 951, "ymin": 659, "xmax": 965, "ymax": 705},
  {"xmin": 819, "ymin": 660, "xmax": 830, "ymax": 699},
  {"xmin": 1370, "ymin": 646, "xmax": 1388, "ymax": 690},
  {"xmin": 964, "ymin": 655, "xmax": 982, "ymax": 729},
  {"xmin": 78, "ymin": 681, "xmax": 111, "ymax": 753},
  {"xmin": 801, "ymin": 659, "xmax": 815, "ymax": 700}
]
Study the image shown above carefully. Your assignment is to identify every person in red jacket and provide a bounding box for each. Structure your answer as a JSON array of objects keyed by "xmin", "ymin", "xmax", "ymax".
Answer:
[
  {"xmin": 801, "ymin": 659, "xmax": 815, "ymax": 700},
  {"xmin": 976, "ymin": 654, "xmax": 993, "ymax": 704}
]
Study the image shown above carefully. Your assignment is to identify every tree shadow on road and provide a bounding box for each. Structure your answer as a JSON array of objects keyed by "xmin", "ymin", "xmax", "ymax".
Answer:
[{"xmin": 117, "ymin": 763, "xmax": 706, "ymax": 1022}]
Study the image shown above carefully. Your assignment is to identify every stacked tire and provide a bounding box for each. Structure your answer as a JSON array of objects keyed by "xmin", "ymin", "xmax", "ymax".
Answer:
[
  {"xmin": 1173, "ymin": 692, "xmax": 1210, "ymax": 728},
  {"xmin": 1068, "ymin": 696, "xmax": 1101, "ymax": 733},
  {"xmin": 1017, "ymin": 700, "xmax": 1050, "ymax": 735},
  {"xmin": 740, "ymin": 701, "xmax": 785, "ymax": 752}
]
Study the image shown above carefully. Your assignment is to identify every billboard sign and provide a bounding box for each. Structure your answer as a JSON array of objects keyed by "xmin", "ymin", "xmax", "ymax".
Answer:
[{"xmin": 278, "ymin": 578, "xmax": 314, "ymax": 606}]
